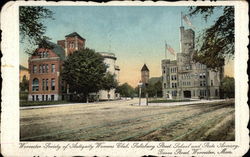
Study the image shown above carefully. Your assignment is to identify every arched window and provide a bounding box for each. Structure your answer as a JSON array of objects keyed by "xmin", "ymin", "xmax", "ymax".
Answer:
[{"xmin": 32, "ymin": 78, "xmax": 39, "ymax": 91}]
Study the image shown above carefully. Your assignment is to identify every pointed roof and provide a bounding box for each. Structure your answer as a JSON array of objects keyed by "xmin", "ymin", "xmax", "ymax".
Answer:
[
  {"xmin": 45, "ymin": 40, "xmax": 65, "ymax": 60},
  {"xmin": 65, "ymin": 32, "xmax": 85, "ymax": 41},
  {"xmin": 19, "ymin": 65, "xmax": 28, "ymax": 70},
  {"xmin": 141, "ymin": 64, "xmax": 149, "ymax": 72},
  {"xmin": 37, "ymin": 40, "xmax": 65, "ymax": 60}
]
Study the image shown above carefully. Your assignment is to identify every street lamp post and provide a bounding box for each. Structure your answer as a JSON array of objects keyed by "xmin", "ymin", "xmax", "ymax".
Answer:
[{"xmin": 138, "ymin": 82, "xmax": 143, "ymax": 106}]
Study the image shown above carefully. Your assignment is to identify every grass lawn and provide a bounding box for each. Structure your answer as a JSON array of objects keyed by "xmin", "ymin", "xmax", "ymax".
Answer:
[
  {"xmin": 20, "ymin": 100, "xmax": 72, "ymax": 107},
  {"xmin": 149, "ymin": 99, "xmax": 196, "ymax": 103}
]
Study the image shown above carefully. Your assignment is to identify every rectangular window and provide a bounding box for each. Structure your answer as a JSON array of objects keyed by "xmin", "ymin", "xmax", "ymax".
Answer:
[
  {"xmin": 32, "ymin": 95, "xmax": 35, "ymax": 101},
  {"xmin": 46, "ymin": 95, "xmax": 48, "ymax": 101},
  {"xmin": 42, "ymin": 95, "xmax": 44, "ymax": 101},
  {"xmin": 203, "ymin": 73, "xmax": 206, "ymax": 78},
  {"xmin": 42, "ymin": 64, "xmax": 45, "ymax": 73},
  {"xmin": 52, "ymin": 64, "xmax": 55, "ymax": 73},
  {"xmin": 46, "ymin": 79, "xmax": 49, "ymax": 90},
  {"xmin": 42, "ymin": 79, "xmax": 45, "ymax": 90},
  {"xmin": 200, "ymin": 81, "xmax": 203, "ymax": 86},
  {"xmin": 33, "ymin": 65, "xmax": 37, "ymax": 73},
  {"xmin": 36, "ymin": 95, "xmax": 39, "ymax": 101},
  {"xmin": 39, "ymin": 65, "xmax": 42, "ymax": 73},
  {"xmin": 211, "ymin": 80, "xmax": 213, "ymax": 86},
  {"xmin": 46, "ymin": 64, "xmax": 49, "ymax": 73},
  {"xmin": 51, "ymin": 78, "xmax": 55, "ymax": 90},
  {"xmin": 164, "ymin": 83, "xmax": 166, "ymax": 89},
  {"xmin": 199, "ymin": 73, "xmax": 202, "ymax": 79},
  {"xmin": 51, "ymin": 95, "xmax": 54, "ymax": 101}
]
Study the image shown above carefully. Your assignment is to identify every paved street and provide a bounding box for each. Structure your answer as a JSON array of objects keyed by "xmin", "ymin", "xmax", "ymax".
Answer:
[{"xmin": 20, "ymin": 99, "xmax": 235, "ymax": 141}]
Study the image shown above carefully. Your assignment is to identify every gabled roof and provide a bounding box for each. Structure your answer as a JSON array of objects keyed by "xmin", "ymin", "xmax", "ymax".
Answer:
[
  {"xmin": 37, "ymin": 40, "xmax": 65, "ymax": 60},
  {"xmin": 20, "ymin": 65, "xmax": 28, "ymax": 70},
  {"xmin": 65, "ymin": 32, "xmax": 85, "ymax": 41},
  {"xmin": 141, "ymin": 64, "xmax": 149, "ymax": 72}
]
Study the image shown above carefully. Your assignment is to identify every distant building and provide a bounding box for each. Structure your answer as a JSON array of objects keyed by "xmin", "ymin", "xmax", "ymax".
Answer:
[
  {"xmin": 162, "ymin": 26, "xmax": 223, "ymax": 99},
  {"xmin": 28, "ymin": 32, "xmax": 85, "ymax": 101},
  {"xmin": 19, "ymin": 65, "xmax": 30, "ymax": 82},
  {"xmin": 141, "ymin": 64, "xmax": 149, "ymax": 85},
  {"xmin": 98, "ymin": 52, "xmax": 120, "ymax": 100}
]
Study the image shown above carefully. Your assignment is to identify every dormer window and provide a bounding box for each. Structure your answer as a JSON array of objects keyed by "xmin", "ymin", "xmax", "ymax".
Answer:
[{"xmin": 69, "ymin": 42, "xmax": 75, "ymax": 48}]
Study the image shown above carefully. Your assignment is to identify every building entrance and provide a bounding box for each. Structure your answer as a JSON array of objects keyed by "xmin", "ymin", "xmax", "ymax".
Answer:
[{"xmin": 183, "ymin": 90, "xmax": 191, "ymax": 98}]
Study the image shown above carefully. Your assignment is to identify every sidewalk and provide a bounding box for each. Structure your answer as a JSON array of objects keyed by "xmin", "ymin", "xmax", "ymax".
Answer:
[
  {"xmin": 20, "ymin": 99, "xmax": 129, "ymax": 110},
  {"xmin": 131, "ymin": 99, "xmax": 225, "ymax": 107}
]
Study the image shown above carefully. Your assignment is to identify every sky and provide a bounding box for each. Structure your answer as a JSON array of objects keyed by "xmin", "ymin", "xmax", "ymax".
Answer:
[{"xmin": 20, "ymin": 6, "xmax": 234, "ymax": 87}]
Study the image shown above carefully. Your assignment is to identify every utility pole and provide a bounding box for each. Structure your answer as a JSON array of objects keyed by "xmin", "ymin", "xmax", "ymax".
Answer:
[{"xmin": 138, "ymin": 82, "xmax": 143, "ymax": 105}]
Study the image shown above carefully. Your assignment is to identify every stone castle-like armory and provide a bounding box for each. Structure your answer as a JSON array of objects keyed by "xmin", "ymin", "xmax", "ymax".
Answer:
[
  {"xmin": 162, "ymin": 26, "xmax": 223, "ymax": 99},
  {"xmin": 28, "ymin": 32, "xmax": 120, "ymax": 101}
]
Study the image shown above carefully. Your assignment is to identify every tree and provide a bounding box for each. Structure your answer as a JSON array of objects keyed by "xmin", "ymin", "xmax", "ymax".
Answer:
[
  {"xmin": 62, "ymin": 48, "xmax": 107, "ymax": 102},
  {"xmin": 220, "ymin": 76, "xmax": 235, "ymax": 98},
  {"xmin": 116, "ymin": 83, "xmax": 135, "ymax": 98},
  {"xmin": 188, "ymin": 6, "xmax": 234, "ymax": 70},
  {"xmin": 20, "ymin": 75, "xmax": 29, "ymax": 91},
  {"xmin": 146, "ymin": 80, "xmax": 162, "ymax": 97},
  {"xmin": 19, "ymin": 6, "xmax": 54, "ymax": 51},
  {"xmin": 102, "ymin": 72, "xmax": 118, "ymax": 100}
]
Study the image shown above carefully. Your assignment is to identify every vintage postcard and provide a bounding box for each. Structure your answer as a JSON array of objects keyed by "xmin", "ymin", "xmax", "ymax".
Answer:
[{"xmin": 1, "ymin": 0, "xmax": 249, "ymax": 156}]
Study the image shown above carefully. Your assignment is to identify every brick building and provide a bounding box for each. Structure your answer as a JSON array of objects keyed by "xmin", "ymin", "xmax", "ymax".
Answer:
[{"xmin": 28, "ymin": 32, "xmax": 85, "ymax": 101}]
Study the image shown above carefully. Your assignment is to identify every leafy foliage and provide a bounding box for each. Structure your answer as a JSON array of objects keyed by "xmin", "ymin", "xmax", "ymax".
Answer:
[
  {"xmin": 62, "ymin": 48, "xmax": 107, "ymax": 100},
  {"xmin": 189, "ymin": 6, "xmax": 234, "ymax": 69},
  {"xmin": 19, "ymin": 6, "xmax": 54, "ymax": 45},
  {"xmin": 116, "ymin": 83, "xmax": 135, "ymax": 98},
  {"xmin": 102, "ymin": 72, "xmax": 118, "ymax": 100},
  {"xmin": 220, "ymin": 76, "xmax": 234, "ymax": 98},
  {"xmin": 135, "ymin": 79, "xmax": 162, "ymax": 98},
  {"xmin": 20, "ymin": 75, "xmax": 29, "ymax": 91}
]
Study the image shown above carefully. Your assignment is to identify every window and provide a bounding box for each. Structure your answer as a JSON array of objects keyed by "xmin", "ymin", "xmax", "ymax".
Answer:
[
  {"xmin": 215, "ymin": 89, "xmax": 218, "ymax": 96},
  {"xmin": 164, "ymin": 83, "xmax": 166, "ymax": 88},
  {"xmin": 45, "ymin": 51, "xmax": 48, "ymax": 57},
  {"xmin": 52, "ymin": 64, "xmax": 55, "ymax": 73},
  {"xmin": 203, "ymin": 73, "xmax": 206, "ymax": 78},
  {"xmin": 203, "ymin": 81, "xmax": 206, "ymax": 86},
  {"xmin": 211, "ymin": 80, "xmax": 214, "ymax": 86},
  {"xmin": 42, "ymin": 95, "xmax": 44, "ymax": 101},
  {"xmin": 51, "ymin": 78, "xmax": 55, "ymax": 90},
  {"xmin": 32, "ymin": 95, "xmax": 35, "ymax": 101},
  {"xmin": 46, "ymin": 64, "xmax": 49, "ymax": 73},
  {"xmin": 46, "ymin": 79, "xmax": 49, "ymax": 90},
  {"xmin": 32, "ymin": 78, "xmax": 39, "ymax": 91},
  {"xmin": 51, "ymin": 95, "xmax": 54, "ymax": 101},
  {"xmin": 42, "ymin": 64, "xmax": 45, "ymax": 73},
  {"xmin": 39, "ymin": 65, "xmax": 42, "ymax": 73},
  {"xmin": 200, "ymin": 81, "xmax": 203, "ymax": 87},
  {"xmin": 172, "ymin": 91, "xmax": 177, "ymax": 96},
  {"xmin": 70, "ymin": 43, "xmax": 74, "ymax": 48},
  {"xmin": 199, "ymin": 73, "xmax": 202, "ymax": 79},
  {"xmin": 36, "ymin": 95, "xmax": 39, "ymax": 101},
  {"xmin": 46, "ymin": 95, "xmax": 48, "ymax": 101},
  {"xmin": 33, "ymin": 65, "xmax": 37, "ymax": 73},
  {"xmin": 42, "ymin": 79, "xmax": 45, "ymax": 90}
]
